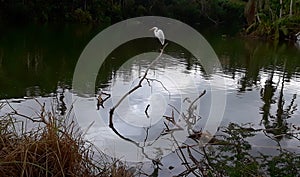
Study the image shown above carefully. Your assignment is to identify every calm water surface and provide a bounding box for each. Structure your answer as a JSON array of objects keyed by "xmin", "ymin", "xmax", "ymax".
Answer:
[{"xmin": 1, "ymin": 23, "xmax": 300, "ymax": 175}]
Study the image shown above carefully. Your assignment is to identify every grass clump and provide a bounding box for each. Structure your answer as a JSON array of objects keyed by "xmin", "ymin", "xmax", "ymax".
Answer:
[{"xmin": 0, "ymin": 102, "xmax": 134, "ymax": 177}]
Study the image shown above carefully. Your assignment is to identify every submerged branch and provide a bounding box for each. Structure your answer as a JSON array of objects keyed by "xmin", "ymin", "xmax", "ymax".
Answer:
[
  {"xmin": 144, "ymin": 104, "xmax": 150, "ymax": 118},
  {"xmin": 5, "ymin": 100, "xmax": 44, "ymax": 123},
  {"xmin": 97, "ymin": 92, "xmax": 111, "ymax": 110},
  {"xmin": 188, "ymin": 90, "xmax": 206, "ymax": 115}
]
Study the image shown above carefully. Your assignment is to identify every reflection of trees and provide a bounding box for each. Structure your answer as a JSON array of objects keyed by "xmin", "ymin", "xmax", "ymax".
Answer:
[
  {"xmin": 257, "ymin": 42, "xmax": 298, "ymax": 140},
  {"xmin": 26, "ymin": 49, "xmax": 43, "ymax": 73},
  {"xmin": 216, "ymin": 37, "xmax": 299, "ymax": 140},
  {"xmin": 238, "ymin": 39, "xmax": 261, "ymax": 92},
  {"xmin": 56, "ymin": 82, "xmax": 67, "ymax": 116},
  {"xmin": 0, "ymin": 24, "xmax": 94, "ymax": 99},
  {"xmin": 97, "ymin": 41, "xmax": 205, "ymax": 88},
  {"xmin": 217, "ymin": 38, "xmax": 264, "ymax": 92},
  {"xmin": 216, "ymin": 37, "xmax": 299, "ymax": 139},
  {"xmin": 217, "ymin": 37, "xmax": 300, "ymax": 93},
  {"xmin": 260, "ymin": 67, "xmax": 297, "ymax": 140}
]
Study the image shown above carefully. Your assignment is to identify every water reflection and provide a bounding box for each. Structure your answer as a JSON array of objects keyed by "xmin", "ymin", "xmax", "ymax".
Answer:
[
  {"xmin": 89, "ymin": 37, "xmax": 300, "ymax": 149},
  {"xmin": 56, "ymin": 83, "xmax": 68, "ymax": 116},
  {"xmin": 0, "ymin": 24, "xmax": 299, "ymax": 147},
  {"xmin": 0, "ymin": 23, "xmax": 103, "ymax": 98},
  {"xmin": 212, "ymin": 37, "xmax": 300, "ymax": 141},
  {"xmin": 1, "ymin": 24, "xmax": 300, "ymax": 176},
  {"xmin": 260, "ymin": 69, "xmax": 298, "ymax": 140}
]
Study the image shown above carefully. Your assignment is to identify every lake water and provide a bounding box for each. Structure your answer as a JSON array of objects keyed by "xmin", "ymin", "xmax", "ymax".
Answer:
[{"xmin": 1, "ymin": 23, "xmax": 300, "ymax": 175}]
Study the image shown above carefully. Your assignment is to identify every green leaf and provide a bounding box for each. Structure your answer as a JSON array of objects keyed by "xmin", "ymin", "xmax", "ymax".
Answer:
[{"xmin": 280, "ymin": 26, "xmax": 288, "ymax": 36}]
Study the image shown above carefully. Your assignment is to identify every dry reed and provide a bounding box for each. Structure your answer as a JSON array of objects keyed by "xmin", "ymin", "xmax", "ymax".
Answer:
[{"xmin": 0, "ymin": 102, "xmax": 134, "ymax": 177}]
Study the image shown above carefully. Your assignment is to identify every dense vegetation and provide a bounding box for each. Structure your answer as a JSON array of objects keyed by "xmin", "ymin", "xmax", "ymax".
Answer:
[
  {"xmin": 1, "ymin": 0, "xmax": 299, "ymax": 40},
  {"xmin": 244, "ymin": 0, "xmax": 300, "ymax": 40},
  {"xmin": 0, "ymin": 0, "xmax": 245, "ymax": 25}
]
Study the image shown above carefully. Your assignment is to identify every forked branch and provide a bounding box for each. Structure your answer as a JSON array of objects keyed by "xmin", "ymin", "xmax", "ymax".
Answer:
[{"xmin": 109, "ymin": 44, "xmax": 168, "ymax": 141}]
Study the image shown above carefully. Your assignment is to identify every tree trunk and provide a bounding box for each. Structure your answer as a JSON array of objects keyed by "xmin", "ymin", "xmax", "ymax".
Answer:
[
  {"xmin": 244, "ymin": 0, "xmax": 257, "ymax": 25},
  {"xmin": 289, "ymin": 0, "xmax": 293, "ymax": 16},
  {"xmin": 279, "ymin": 0, "xmax": 283, "ymax": 18}
]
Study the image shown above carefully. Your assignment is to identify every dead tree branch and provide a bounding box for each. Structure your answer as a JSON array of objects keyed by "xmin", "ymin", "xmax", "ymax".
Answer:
[
  {"xmin": 97, "ymin": 92, "xmax": 111, "ymax": 110},
  {"xmin": 144, "ymin": 104, "xmax": 150, "ymax": 118},
  {"xmin": 109, "ymin": 44, "xmax": 168, "ymax": 142}
]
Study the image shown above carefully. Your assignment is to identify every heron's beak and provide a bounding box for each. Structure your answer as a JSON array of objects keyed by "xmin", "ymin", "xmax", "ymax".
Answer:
[{"xmin": 149, "ymin": 27, "xmax": 155, "ymax": 31}]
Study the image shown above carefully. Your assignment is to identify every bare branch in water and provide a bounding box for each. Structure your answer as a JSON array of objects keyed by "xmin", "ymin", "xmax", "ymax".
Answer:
[
  {"xmin": 188, "ymin": 90, "xmax": 206, "ymax": 115},
  {"xmin": 97, "ymin": 92, "xmax": 111, "ymax": 110},
  {"xmin": 5, "ymin": 100, "xmax": 43, "ymax": 123},
  {"xmin": 145, "ymin": 104, "xmax": 150, "ymax": 118},
  {"xmin": 183, "ymin": 90, "xmax": 206, "ymax": 134},
  {"xmin": 108, "ymin": 44, "xmax": 168, "ymax": 161},
  {"xmin": 145, "ymin": 78, "xmax": 171, "ymax": 98},
  {"xmin": 163, "ymin": 110, "xmax": 183, "ymax": 131},
  {"xmin": 109, "ymin": 44, "xmax": 168, "ymax": 142}
]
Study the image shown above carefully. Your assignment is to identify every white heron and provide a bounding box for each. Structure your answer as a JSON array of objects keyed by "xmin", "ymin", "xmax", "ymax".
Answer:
[{"xmin": 150, "ymin": 27, "xmax": 165, "ymax": 46}]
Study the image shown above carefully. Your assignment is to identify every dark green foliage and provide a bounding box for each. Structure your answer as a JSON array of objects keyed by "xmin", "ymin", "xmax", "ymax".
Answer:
[
  {"xmin": 73, "ymin": 8, "xmax": 92, "ymax": 23},
  {"xmin": 244, "ymin": 0, "xmax": 300, "ymax": 40},
  {"xmin": 266, "ymin": 151, "xmax": 300, "ymax": 176},
  {"xmin": 0, "ymin": 0, "xmax": 110, "ymax": 23},
  {"xmin": 195, "ymin": 123, "xmax": 300, "ymax": 176},
  {"xmin": 209, "ymin": 0, "xmax": 246, "ymax": 24},
  {"xmin": 207, "ymin": 123, "xmax": 261, "ymax": 176},
  {"xmin": 0, "ymin": 0, "xmax": 246, "ymax": 25}
]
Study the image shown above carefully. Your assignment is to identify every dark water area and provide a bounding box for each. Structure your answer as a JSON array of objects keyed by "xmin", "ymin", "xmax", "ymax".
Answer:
[
  {"xmin": 1, "ymin": 23, "xmax": 299, "ymax": 99},
  {"xmin": 0, "ymin": 23, "xmax": 105, "ymax": 98}
]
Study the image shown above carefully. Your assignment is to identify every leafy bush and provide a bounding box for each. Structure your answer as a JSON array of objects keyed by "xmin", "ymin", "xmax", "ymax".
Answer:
[{"xmin": 72, "ymin": 8, "xmax": 92, "ymax": 23}]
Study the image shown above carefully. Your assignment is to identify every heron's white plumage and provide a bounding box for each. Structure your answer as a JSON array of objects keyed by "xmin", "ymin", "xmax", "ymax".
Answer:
[{"xmin": 150, "ymin": 27, "xmax": 165, "ymax": 45}]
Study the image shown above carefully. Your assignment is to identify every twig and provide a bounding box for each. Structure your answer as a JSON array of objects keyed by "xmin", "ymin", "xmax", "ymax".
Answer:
[
  {"xmin": 188, "ymin": 90, "xmax": 206, "ymax": 114},
  {"xmin": 97, "ymin": 92, "xmax": 111, "ymax": 110},
  {"xmin": 263, "ymin": 130, "xmax": 283, "ymax": 151},
  {"xmin": 168, "ymin": 104, "xmax": 181, "ymax": 115},
  {"xmin": 145, "ymin": 78, "xmax": 171, "ymax": 98},
  {"xmin": 201, "ymin": 145, "xmax": 214, "ymax": 172},
  {"xmin": 163, "ymin": 110, "xmax": 183, "ymax": 130},
  {"xmin": 5, "ymin": 100, "xmax": 43, "ymax": 123},
  {"xmin": 143, "ymin": 127, "xmax": 150, "ymax": 145},
  {"xmin": 182, "ymin": 90, "xmax": 206, "ymax": 134},
  {"xmin": 166, "ymin": 121, "xmax": 200, "ymax": 177},
  {"xmin": 205, "ymin": 13, "xmax": 221, "ymax": 25},
  {"xmin": 145, "ymin": 104, "xmax": 150, "ymax": 118}
]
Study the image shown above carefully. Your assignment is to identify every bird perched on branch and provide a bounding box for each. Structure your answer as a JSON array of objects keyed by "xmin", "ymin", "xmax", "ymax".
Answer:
[{"xmin": 150, "ymin": 27, "xmax": 165, "ymax": 46}]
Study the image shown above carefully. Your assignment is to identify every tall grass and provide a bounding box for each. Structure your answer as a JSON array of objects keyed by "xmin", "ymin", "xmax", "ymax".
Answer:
[{"xmin": 0, "ymin": 101, "xmax": 134, "ymax": 177}]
